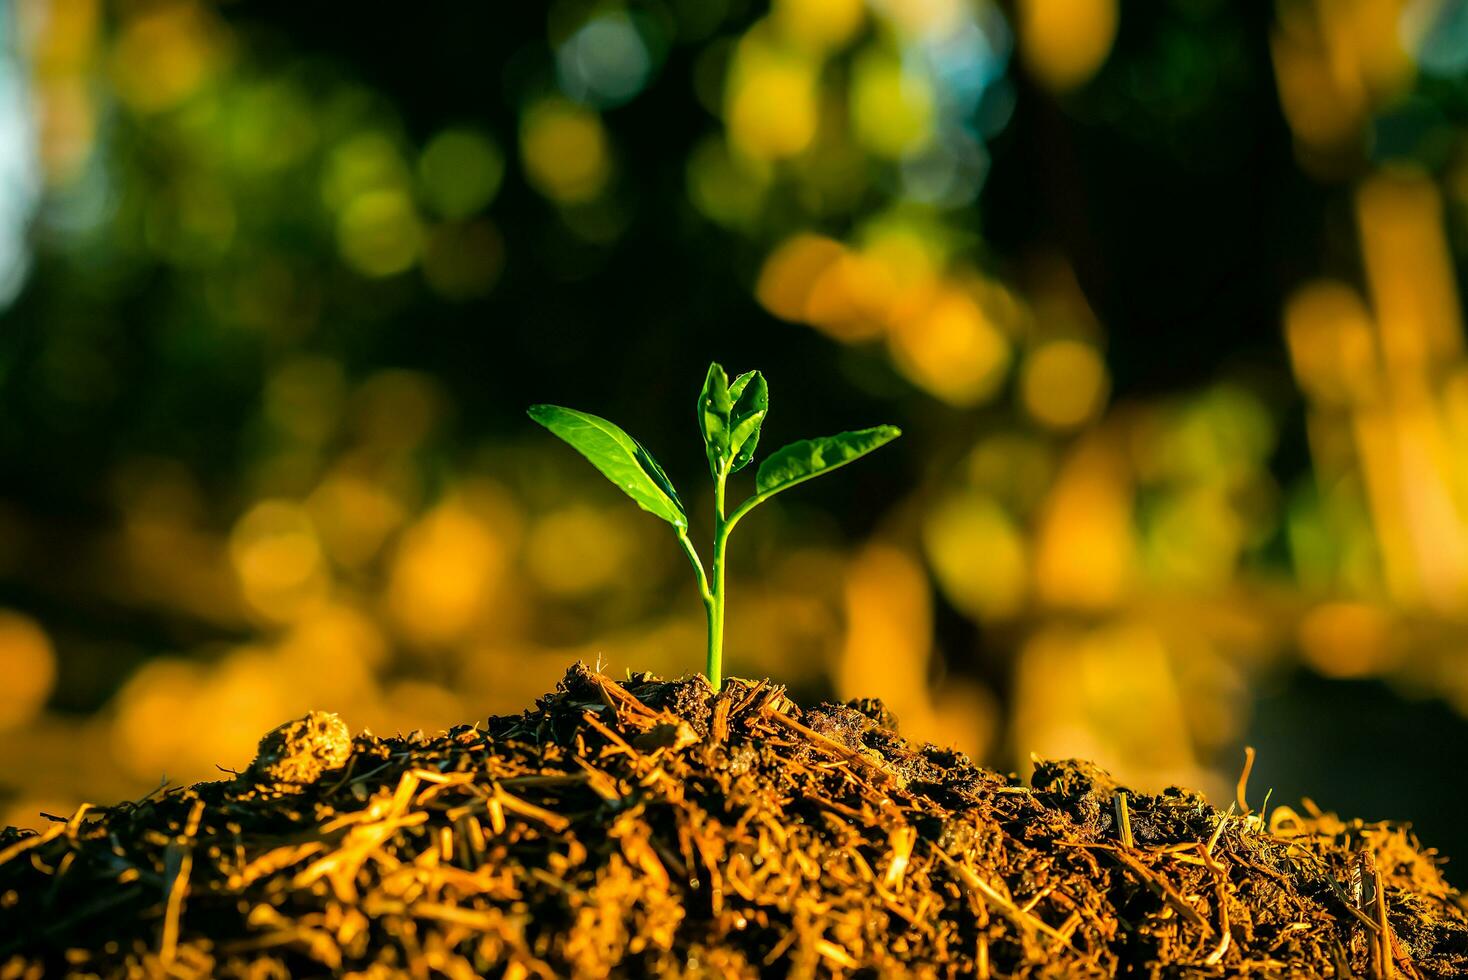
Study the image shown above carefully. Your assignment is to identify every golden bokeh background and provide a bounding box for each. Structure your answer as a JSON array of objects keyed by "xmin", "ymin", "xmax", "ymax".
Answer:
[{"xmin": 3, "ymin": 0, "xmax": 1468, "ymax": 874}]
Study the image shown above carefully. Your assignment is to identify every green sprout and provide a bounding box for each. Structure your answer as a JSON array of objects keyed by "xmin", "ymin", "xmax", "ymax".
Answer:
[{"xmin": 529, "ymin": 363, "xmax": 900, "ymax": 690}]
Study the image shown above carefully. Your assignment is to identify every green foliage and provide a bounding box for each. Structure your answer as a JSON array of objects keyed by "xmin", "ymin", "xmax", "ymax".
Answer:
[
  {"xmin": 755, "ymin": 426, "xmax": 902, "ymax": 498},
  {"xmin": 526, "ymin": 405, "xmax": 686, "ymax": 528},
  {"xmin": 698, "ymin": 363, "xmax": 768, "ymax": 477},
  {"xmin": 531, "ymin": 363, "xmax": 900, "ymax": 689}
]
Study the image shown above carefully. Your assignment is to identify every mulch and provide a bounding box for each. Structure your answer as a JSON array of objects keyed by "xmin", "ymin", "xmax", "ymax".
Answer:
[{"xmin": 2, "ymin": 663, "xmax": 1465, "ymax": 978}]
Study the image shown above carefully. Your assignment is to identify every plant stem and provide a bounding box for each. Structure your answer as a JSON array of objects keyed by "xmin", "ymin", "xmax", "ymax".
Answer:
[
  {"xmin": 676, "ymin": 529, "xmax": 713, "ymax": 607},
  {"xmin": 708, "ymin": 467, "xmax": 729, "ymax": 690},
  {"xmin": 723, "ymin": 488, "xmax": 767, "ymax": 537}
]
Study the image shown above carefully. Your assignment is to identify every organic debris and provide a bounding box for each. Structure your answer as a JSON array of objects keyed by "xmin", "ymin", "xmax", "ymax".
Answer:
[{"xmin": 2, "ymin": 664, "xmax": 1465, "ymax": 978}]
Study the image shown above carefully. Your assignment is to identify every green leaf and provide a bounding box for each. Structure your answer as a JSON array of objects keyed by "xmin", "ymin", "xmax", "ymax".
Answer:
[
  {"xmin": 528, "ymin": 404, "xmax": 686, "ymax": 527},
  {"xmin": 698, "ymin": 362, "xmax": 768, "ymax": 477},
  {"xmin": 697, "ymin": 363, "xmax": 732, "ymax": 476},
  {"xmin": 726, "ymin": 370, "xmax": 768, "ymax": 473},
  {"xmin": 755, "ymin": 425, "xmax": 901, "ymax": 498}
]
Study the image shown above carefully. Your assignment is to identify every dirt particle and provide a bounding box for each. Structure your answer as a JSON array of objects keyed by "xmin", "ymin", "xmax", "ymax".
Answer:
[{"xmin": 248, "ymin": 711, "xmax": 352, "ymax": 789}]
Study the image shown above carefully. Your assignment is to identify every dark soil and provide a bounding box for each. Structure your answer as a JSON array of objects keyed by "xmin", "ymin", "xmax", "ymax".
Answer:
[{"xmin": 2, "ymin": 664, "xmax": 1465, "ymax": 978}]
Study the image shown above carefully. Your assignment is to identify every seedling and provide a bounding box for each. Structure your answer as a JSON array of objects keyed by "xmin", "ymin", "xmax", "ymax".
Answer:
[{"xmin": 529, "ymin": 364, "xmax": 900, "ymax": 690}]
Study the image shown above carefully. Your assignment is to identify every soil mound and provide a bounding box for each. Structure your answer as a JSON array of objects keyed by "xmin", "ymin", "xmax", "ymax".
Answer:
[{"xmin": 2, "ymin": 665, "xmax": 1465, "ymax": 977}]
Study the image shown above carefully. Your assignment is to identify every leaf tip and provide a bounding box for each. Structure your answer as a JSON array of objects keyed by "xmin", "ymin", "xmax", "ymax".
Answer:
[{"xmin": 527, "ymin": 403, "xmax": 569, "ymax": 427}]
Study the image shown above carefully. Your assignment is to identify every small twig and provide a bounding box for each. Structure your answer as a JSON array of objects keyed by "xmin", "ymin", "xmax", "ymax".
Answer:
[
  {"xmin": 581, "ymin": 710, "xmax": 639, "ymax": 756},
  {"xmin": 1115, "ymin": 792, "xmax": 1134, "ymax": 848},
  {"xmin": 1205, "ymin": 803, "xmax": 1235, "ymax": 859},
  {"xmin": 765, "ymin": 710, "xmax": 894, "ymax": 783},
  {"xmin": 1019, "ymin": 884, "xmax": 1056, "ymax": 915},
  {"xmin": 803, "ymin": 790, "xmax": 871, "ymax": 825},
  {"xmin": 495, "ymin": 788, "xmax": 570, "ymax": 833},
  {"xmin": 1236, "ymin": 746, "xmax": 1256, "ymax": 815},
  {"xmin": 159, "ymin": 799, "xmax": 205, "ymax": 966},
  {"xmin": 730, "ymin": 678, "xmax": 769, "ymax": 717},
  {"xmin": 595, "ymin": 674, "xmax": 658, "ymax": 718},
  {"xmin": 1374, "ymin": 866, "xmax": 1394, "ymax": 979},
  {"xmin": 1203, "ymin": 853, "xmax": 1232, "ymax": 965},
  {"xmin": 931, "ymin": 846, "xmax": 1070, "ymax": 945},
  {"xmin": 883, "ymin": 824, "xmax": 917, "ymax": 891},
  {"xmin": 709, "ymin": 695, "xmax": 731, "ymax": 744},
  {"xmin": 1327, "ymin": 876, "xmax": 1382, "ymax": 934},
  {"xmin": 498, "ymin": 773, "xmax": 589, "ymax": 788},
  {"xmin": 1109, "ymin": 848, "xmax": 1210, "ymax": 933}
]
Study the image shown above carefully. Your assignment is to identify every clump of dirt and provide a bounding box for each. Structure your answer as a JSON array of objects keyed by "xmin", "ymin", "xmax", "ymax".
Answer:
[
  {"xmin": 248, "ymin": 710, "xmax": 353, "ymax": 789},
  {"xmin": 2, "ymin": 664, "xmax": 1465, "ymax": 978}
]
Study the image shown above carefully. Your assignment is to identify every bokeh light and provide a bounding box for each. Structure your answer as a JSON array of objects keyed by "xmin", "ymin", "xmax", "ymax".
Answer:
[
  {"xmin": 0, "ymin": 612, "xmax": 56, "ymax": 730},
  {"xmin": 418, "ymin": 128, "xmax": 505, "ymax": 220},
  {"xmin": 230, "ymin": 500, "xmax": 328, "ymax": 622},
  {"xmin": 851, "ymin": 47, "xmax": 936, "ymax": 159},
  {"xmin": 726, "ymin": 32, "xmax": 820, "ymax": 161},
  {"xmin": 1020, "ymin": 339, "xmax": 1109, "ymax": 429},
  {"xmin": 555, "ymin": 9, "xmax": 657, "ymax": 108},
  {"xmin": 520, "ymin": 98, "xmax": 612, "ymax": 204},
  {"xmin": 1015, "ymin": 0, "xmax": 1117, "ymax": 91}
]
